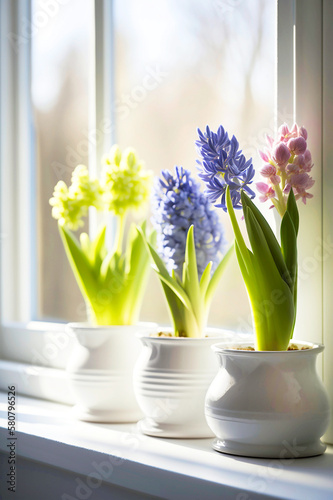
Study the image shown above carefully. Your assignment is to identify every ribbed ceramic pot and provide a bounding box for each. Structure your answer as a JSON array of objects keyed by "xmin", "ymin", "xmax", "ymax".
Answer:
[
  {"xmin": 205, "ymin": 341, "xmax": 330, "ymax": 458},
  {"xmin": 66, "ymin": 322, "xmax": 156, "ymax": 423},
  {"xmin": 133, "ymin": 329, "xmax": 235, "ymax": 438}
]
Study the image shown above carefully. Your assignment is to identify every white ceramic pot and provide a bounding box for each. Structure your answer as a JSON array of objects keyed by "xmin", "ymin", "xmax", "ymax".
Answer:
[
  {"xmin": 205, "ymin": 341, "xmax": 330, "ymax": 458},
  {"xmin": 66, "ymin": 322, "xmax": 156, "ymax": 423},
  {"xmin": 133, "ymin": 329, "xmax": 235, "ymax": 438}
]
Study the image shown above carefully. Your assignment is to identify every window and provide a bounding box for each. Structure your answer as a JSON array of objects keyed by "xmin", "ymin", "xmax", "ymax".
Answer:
[
  {"xmin": 32, "ymin": 0, "xmax": 91, "ymax": 322},
  {"xmin": 0, "ymin": 0, "xmax": 332, "ymax": 442}
]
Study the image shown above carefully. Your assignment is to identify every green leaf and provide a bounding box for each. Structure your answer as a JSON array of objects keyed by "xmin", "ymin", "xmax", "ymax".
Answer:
[
  {"xmin": 138, "ymin": 224, "xmax": 203, "ymax": 337},
  {"xmin": 100, "ymin": 251, "xmax": 116, "ymax": 281},
  {"xmin": 199, "ymin": 261, "xmax": 213, "ymax": 296},
  {"xmin": 226, "ymin": 187, "xmax": 252, "ymax": 276},
  {"xmin": 280, "ymin": 210, "xmax": 297, "ymax": 289},
  {"xmin": 92, "ymin": 225, "xmax": 107, "ymax": 259},
  {"xmin": 79, "ymin": 232, "xmax": 91, "ymax": 258},
  {"xmin": 136, "ymin": 226, "xmax": 193, "ymax": 312},
  {"xmin": 91, "ymin": 226, "xmax": 107, "ymax": 274},
  {"xmin": 286, "ymin": 188, "xmax": 299, "ymax": 236},
  {"xmin": 243, "ymin": 209, "xmax": 295, "ymax": 350},
  {"xmin": 205, "ymin": 244, "xmax": 233, "ymax": 306},
  {"xmin": 159, "ymin": 280, "xmax": 184, "ymax": 336},
  {"xmin": 244, "ymin": 208, "xmax": 285, "ymax": 286},
  {"xmin": 182, "ymin": 225, "xmax": 201, "ymax": 314},
  {"xmin": 225, "ymin": 195, "xmax": 295, "ymax": 350},
  {"xmin": 234, "ymin": 240, "xmax": 251, "ymax": 286},
  {"xmin": 58, "ymin": 224, "xmax": 100, "ymax": 305},
  {"xmin": 183, "ymin": 226, "xmax": 198, "ymax": 284},
  {"xmin": 291, "ymin": 268, "xmax": 298, "ymax": 339},
  {"xmin": 121, "ymin": 222, "xmax": 152, "ymax": 323},
  {"xmin": 241, "ymin": 190, "xmax": 292, "ymax": 288},
  {"xmin": 154, "ymin": 271, "xmax": 193, "ymax": 310}
]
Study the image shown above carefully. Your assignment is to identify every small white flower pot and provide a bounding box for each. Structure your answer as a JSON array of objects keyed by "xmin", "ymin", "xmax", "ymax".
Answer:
[
  {"xmin": 66, "ymin": 322, "xmax": 156, "ymax": 423},
  {"xmin": 205, "ymin": 341, "xmax": 330, "ymax": 458},
  {"xmin": 133, "ymin": 328, "xmax": 235, "ymax": 438}
]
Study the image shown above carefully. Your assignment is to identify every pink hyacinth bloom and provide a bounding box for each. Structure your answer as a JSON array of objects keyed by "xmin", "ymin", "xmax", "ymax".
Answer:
[
  {"xmin": 290, "ymin": 123, "xmax": 298, "ymax": 137},
  {"xmin": 286, "ymin": 163, "xmax": 300, "ymax": 174},
  {"xmin": 260, "ymin": 164, "xmax": 276, "ymax": 177},
  {"xmin": 258, "ymin": 122, "xmax": 315, "ymax": 208},
  {"xmin": 273, "ymin": 142, "xmax": 291, "ymax": 167},
  {"xmin": 295, "ymin": 191, "xmax": 314, "ymax": 204},
  {"xmin": 266, "ymin": 135, "xmax": 274, "ymax": 148},
  {"xmin": 260, "ymin": 164, "xmax": 280, "ymax": 185},
  {"xmin": 290, "ymin": 172, "xmax": 310, "ymax": 188},
  {"xmin": 259, "ymin": 149, "xmax": 270, "ymax": 162},
  {"xmin": 288, "ymin": 137, "xmax": 307, "ymax": 155},
  {"xmin": 278, "ymin": 123, "xmax": 290, "ymax": 138},
  {"xmin": 304, "ymin": 149, "xmax": 312, "ymax": 163},
  {"xmin": 305, "ymin": 176, "xmax": 315, "ymax": 190},
  {"xmin": 293, "ymin": 155, "xmax": 305, "ymax": 168},
  {"xmin": 256, "ymin": 182, "xmax": 275, "ymax": 203},
  {"xmin": 270, "ymin": 175, "xmax": 281, "ymax": 185},
  {"xmin": 303, "ymin": 149, "xmax": 313, "ymax": 171},
  {"xmin": 283, "ymin": 183, "xmax": 292, "ymax": 195},
  {"xmin": 299, "ymin": 126, "xmax": 308, "ymax": 140},
  {"xmin": 293, "ymin": 174, "xmax": 315, "ymax": 204}
]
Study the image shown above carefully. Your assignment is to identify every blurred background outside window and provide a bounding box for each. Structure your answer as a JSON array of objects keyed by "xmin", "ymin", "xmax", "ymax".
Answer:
[{"xmin": 33, "ymin": 0, "xmax": 91, "ymax": 321}]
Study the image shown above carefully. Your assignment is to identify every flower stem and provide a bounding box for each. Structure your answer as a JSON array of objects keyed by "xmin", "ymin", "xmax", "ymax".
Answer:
[
  {"xmin": 115, "ymin": 213, "xmax": 126, "ymax": 254},
  {"xmin": 274, "ymin": 184, "xmax": 287, "ymax": 217}
]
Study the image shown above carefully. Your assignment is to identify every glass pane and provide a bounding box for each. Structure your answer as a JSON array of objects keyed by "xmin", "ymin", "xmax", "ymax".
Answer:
[
  {"xmin": 32, "ymin": 0, "xmax": 91, "ymax": 321},
  {"xmin": 114, "ymin": 0, "xmax": 277, "ymax": 331}
]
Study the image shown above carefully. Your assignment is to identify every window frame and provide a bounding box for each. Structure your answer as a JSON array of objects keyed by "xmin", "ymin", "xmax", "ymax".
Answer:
[
  {"xmin": 0, "ymin": 0, "xmax": 37, "ymax": 322},
  {"xmin": 0, "ymin": 0, "xmax": 332, "ymax": 441}
]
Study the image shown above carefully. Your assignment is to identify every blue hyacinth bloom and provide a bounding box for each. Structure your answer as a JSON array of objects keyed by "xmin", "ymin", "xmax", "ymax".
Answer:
[
  {"xmin": 152, "ymin": 167, "xmax": 225, "ymax": 278},
  {"xmin": 196, "ymin": 125, "xmax": 255, "ymax": 210}
]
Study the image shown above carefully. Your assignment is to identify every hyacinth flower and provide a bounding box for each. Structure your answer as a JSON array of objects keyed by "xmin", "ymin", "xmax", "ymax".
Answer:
[
  {"xmin": 138, "ymin": 167, "xmax": 233, "ymax": 338},
  {"xmin": 196, "ymin": 124, "xmax": 311, "ymax": 351},
  {"xmin": 49, "ymin": 145, "xmax": 154, "ymax": 326},
  {"xmin": 196, "ymin": 125, "xmax": 255, "ymax": 210},
  {"xmin": 257, "ymin": 122, "xmax": 314, "ymax": 216}
]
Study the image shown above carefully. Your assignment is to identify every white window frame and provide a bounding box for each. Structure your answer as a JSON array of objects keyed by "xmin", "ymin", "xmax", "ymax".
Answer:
[
  {"xmin": 0, "ymin": 0, "xmax": 36, "ymax": 322},
  {"xmin": 0, "ymin": 0, "xmax": 332, "ymax": 442}
]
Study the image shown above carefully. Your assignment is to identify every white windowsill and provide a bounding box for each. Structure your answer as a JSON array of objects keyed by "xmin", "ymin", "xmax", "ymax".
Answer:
[{"xmin": 0, "ymin": 392, "xmax": 332, "ymax": 500}]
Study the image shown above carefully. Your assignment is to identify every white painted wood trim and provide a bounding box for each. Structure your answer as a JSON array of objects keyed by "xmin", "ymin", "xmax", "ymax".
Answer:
[
  {"xmin": 293, "ymin": 0, "xmax": 323, "ymax": 345},
  {"xmin": 0, "ymin": 360, "xmax": 74, "ymax": 405},
  {"xmin": 89, "ymin": 0, "xmax": 116, "ymax": 239},
  {"xmin": 322, "ymin": 0, "xmax": 333, "ymax": 444},
  {"xmin": 277, "ymin": 0, "xmax": 295, "ymax": 123},
  {"xmin": 1, "ymin": 393, "xmax": 332, "ymax": 500},
  {"xmin": 0, "ymin": 322, "xmax": 74, "ymax": 369},
  {"xmin": 0, "ymin": 0, "xmax": 36, "ymax": 322}
]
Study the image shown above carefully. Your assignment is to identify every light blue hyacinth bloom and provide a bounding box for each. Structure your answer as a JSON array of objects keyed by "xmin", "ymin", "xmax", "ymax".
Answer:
[
  {"xmin": 137, "ymin": 166, "xmax": 233, "ymax": 338},
  {"xmin": 152, "ymin": 167, "xmax": 225, "ymax": 279}
]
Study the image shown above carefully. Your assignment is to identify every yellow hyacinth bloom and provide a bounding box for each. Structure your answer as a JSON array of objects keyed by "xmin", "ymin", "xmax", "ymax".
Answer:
[
  {"xmin": 49, "ymin": 165, "xmax": 103, "ymax": 230},
  {"xmin": 102, "ymin": 145, "xmax": 152, "ymax": 216}
]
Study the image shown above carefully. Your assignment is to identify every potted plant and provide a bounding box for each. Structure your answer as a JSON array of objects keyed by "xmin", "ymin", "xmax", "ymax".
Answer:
[
  {"xmin": 196, "ymin": 123, "xmax": 330, "ymax": 457},
  {"xmin": 133, "ymin": 167, "xmax": 235, "ymax": 438},
  {"xmin": 49, "ymin": 145, "xmax": 155, "ymax": 422}
]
